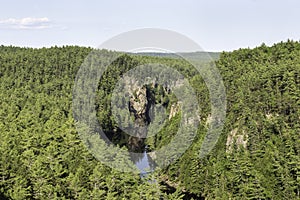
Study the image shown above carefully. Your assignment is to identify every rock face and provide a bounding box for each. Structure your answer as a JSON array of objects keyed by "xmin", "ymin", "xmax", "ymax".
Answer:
[
  {"xmin": 129, "ymin": 87, "xmax": 149, "ymax": 124},
  {"xmin": 169, "ymin": 103, "xmax": 180, "ymax": 120},
  {"xmin": 226, "ymin": 128, "xmax": 248, "ymax": 153},
  {"xmin": 127, "ymin": 86, "xmax": 151, "ymax": 152}
]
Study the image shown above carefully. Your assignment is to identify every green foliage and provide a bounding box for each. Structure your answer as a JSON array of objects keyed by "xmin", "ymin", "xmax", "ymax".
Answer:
[
  {"xmin": 159, "ymin": 41, "xmax": 300, "ymax": 199},
  {"xmin": 0, "ymin": 41, "xmax": 299, "ymax": 199}
]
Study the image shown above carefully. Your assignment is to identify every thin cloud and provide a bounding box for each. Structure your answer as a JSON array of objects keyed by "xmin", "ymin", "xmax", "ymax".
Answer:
[{"xmin": 0, "ymin": 17, "xmax": 52, "ymax": 30}]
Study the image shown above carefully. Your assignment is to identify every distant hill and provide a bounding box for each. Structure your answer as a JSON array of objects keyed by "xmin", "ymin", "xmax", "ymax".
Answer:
[{"xmin": 131, "ymin": 51, "xmax": 220, "ymax": 62}]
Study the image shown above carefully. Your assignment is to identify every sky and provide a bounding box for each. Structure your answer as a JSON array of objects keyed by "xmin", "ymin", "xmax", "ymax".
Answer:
[{"xmin": 0, "ymin": 0, "xmax": 299, "ymax": 52}]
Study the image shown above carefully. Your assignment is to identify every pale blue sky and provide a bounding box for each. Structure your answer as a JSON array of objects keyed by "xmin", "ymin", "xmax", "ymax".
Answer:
[{"xmin": 0, "ymin": 0, "xmax": 299, "ymax": 52}]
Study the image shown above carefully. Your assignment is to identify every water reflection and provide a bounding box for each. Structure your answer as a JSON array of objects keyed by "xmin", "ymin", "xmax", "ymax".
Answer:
[{"xmin": 130, "ymin": 146, "xmax": 156, "ymax": 176}]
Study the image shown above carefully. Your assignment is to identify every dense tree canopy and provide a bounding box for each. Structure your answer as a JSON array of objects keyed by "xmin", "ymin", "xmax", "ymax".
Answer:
[{"xmin": 0, "ymin": 41, "xmax": 299, "ymax": 199}]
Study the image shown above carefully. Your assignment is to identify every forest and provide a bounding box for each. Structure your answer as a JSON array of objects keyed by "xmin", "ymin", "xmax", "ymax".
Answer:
[{"xmin": 0, "ymin": 41, "xmax": 299, "ymax": 199}]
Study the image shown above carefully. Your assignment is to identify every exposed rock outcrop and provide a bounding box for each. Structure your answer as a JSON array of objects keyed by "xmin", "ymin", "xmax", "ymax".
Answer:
[
  {"xmin": 127, "ymin": 87, "xmax": 150, "ymax": 152},
  {"xmin": 169, "ymin": 103, "xmax": 180, "ymax": 120},
  {"xmin": 226, "ymin": 128, "xmax": 248, "ymax": 153}
]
